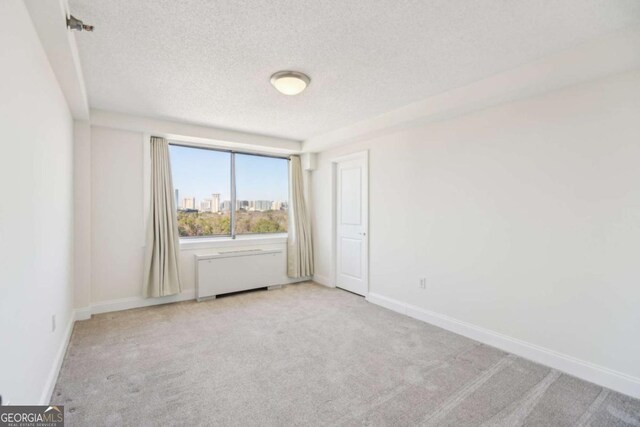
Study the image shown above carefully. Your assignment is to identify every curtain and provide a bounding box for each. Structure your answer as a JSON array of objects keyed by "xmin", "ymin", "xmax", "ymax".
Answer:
[
  {"xmin": 287, "ymin": 155, "xmax": 314, "ymax": 278},
  {"xmin": 143, "ymin": 136, "xmax": 182, "ymax": 297}
]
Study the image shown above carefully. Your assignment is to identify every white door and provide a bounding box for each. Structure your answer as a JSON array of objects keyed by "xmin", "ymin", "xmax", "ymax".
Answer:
[{"xmin": 336, "ymin": 154, "xmax": 368, "ymax": 296}]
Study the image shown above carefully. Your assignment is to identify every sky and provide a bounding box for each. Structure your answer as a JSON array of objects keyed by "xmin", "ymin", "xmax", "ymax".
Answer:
[{"xmin": 169, "ymin": 145, "xmax": 289, "ymax": 205}]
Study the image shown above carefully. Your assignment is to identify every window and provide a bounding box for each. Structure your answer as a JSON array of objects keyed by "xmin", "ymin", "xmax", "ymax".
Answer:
[
  {"xmin": 169, "ymin": 144, "xmax": 288, "ymax": 238},
  {"xmin": 170, "ymin": 145, "xmax": 231, "ymax": 237},
  {"xmin": 234, "ymin": 153, "xmax": 289, "ymax": 235}
]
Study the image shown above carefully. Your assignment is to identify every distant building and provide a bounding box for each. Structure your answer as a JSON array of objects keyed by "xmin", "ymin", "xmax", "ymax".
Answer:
[
  {"xmin": 217, "ymin": 199, "xmax": 287, "ymax": 212},
  {"xmin": 200, "ymin": 199, "xmax": 212, "ymax": 212},
  {"xmin": 174, "ymin": 189, "xmax": 179, "ymax": 209},
  {"xmin": 211, "ymin": 193, "xmax": 220, "ymax": 213},
  {"xmin": 198, "ymin": 194, "xmax": 221, "ymax": 213},
  {"xmin": 254, "ymin": 200, "xmax": 273, "ymax": 211},
  {"xmin": 181, "ymin": 197, "xmax": 195, "ymax": 210}
]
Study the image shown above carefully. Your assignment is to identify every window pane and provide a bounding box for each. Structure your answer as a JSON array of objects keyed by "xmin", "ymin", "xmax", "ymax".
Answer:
[
  {"xmin": 235, "ymin": 154, "xmax": 288, "ymax": 235},
  {"xmin": 169, "ymin": 145, "xmax": 231, "ymax": 237}
]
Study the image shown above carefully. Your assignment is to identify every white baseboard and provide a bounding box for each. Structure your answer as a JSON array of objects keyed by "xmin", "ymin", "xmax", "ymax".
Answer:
[
  {"xmin": 89, "ymin": 290, "xmax": 196, "ymax": 316},
  {"xmin": 366, "ymin": 292, "xmax": 640, "ymax": 399},
  {"xmin": 74, "ymin": 306, "xmax": 92, "ymax": 321},
  {"xmin": 40, "ymin": 311, "xmax": 76, "ymax": 405},
  {"xmin": 78, "ymin": 281, "xmax": 309, "ymax": 320},
  {"xmin": 283, "ymin": 277, "xmax": 311, "ymax": 285},
  {"xmin": 366, "ymin": 292, "xmax": 404, "ymax": 312},
  {"xmin": 312, "ymin": 274, "xmax": 334, "ymax": 287}
]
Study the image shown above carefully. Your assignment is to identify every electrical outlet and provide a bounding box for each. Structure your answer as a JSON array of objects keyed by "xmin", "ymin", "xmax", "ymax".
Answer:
[
  {"xmin": 51, "ymin": 314, "xmax": 56, "ymax": 332},
  {"xmin": 419, "ymin": 278, "xmax": 426, "ymax": 289}
]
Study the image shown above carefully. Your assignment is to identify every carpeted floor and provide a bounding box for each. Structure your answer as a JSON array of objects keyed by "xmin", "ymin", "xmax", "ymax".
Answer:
[{"xmin": 53, "ymin": 282, "xmax": 640, "ymax": 426}]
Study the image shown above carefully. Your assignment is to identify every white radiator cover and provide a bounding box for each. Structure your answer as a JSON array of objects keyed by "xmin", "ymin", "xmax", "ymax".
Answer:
[{"xmin": 195, "ymin": 249, "xmax": 285, "ymax": 300}]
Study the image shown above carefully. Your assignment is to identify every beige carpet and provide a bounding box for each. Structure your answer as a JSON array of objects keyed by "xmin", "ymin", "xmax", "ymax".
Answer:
[{"xmin": 53, "ymin": 282, "xmax": 640, "ymax": 426}]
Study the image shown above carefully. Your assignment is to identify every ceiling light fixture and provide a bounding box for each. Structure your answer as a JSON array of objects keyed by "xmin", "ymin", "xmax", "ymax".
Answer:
[{"xmin": 270, "ymin": 71, "xmax": 310, "ymax": 95}]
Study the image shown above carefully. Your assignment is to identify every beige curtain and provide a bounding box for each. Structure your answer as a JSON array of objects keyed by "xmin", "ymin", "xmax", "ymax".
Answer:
[
  {"xmin": 287, "ymin": 155, "xmax": 314, "ymax": 278},
  {"xmin": 143, "ymin": 136, "xmax": 182, "ymax": 297}
]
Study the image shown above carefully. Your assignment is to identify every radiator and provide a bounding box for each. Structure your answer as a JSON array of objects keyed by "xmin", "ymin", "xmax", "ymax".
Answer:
[{"xmin": 195, "ymin": 249, "xmax": 285, "ymax": 301}]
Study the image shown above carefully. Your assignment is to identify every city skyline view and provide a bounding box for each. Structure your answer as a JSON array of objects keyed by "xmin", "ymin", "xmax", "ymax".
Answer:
[
  {"xmin": 169, "ymin": 144, "xmax": 289, "ymax": 207},
  {"xmin": 169, "ymin": 144, "xmax": 289, "ymax": 236},
  {"xmin": 175, "ymin": 192, "xmax": 288, "ymax": 212}
]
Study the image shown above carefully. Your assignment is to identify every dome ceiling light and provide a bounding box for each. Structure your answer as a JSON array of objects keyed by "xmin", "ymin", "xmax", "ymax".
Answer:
[{"xmin": 270, "ymin": 71, "xmax": 310, "ymax": 96}]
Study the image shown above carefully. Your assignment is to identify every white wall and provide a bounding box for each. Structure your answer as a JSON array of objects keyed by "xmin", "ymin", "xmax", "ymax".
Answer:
[
  {"xmin": 91, "ymin": 126, "xmax": 146, "ymax": 303},
  {"xmin": 89, "ymin": 126, "xmax": 299, "ymax": 309},
  {"xmin": 311, "ymin": 70, "xmax": 640, "ymax": 394},
  {"xmin": 74, "ymin": 121, "xmax": 91, "ymax": 310},
  {"xmin": 0, "ymin": 2, "xmax": 75, "ymax": 404}
]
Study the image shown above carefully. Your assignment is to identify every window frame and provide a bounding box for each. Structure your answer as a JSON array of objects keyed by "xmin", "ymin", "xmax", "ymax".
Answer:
[{"xmin": 169, "ymin": 142, "xmax": 290, "ymax": 240}]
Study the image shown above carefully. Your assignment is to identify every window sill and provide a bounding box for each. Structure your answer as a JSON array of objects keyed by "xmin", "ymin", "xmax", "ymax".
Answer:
[{"xmin": 179, "ymin": 233, "xmax": 288, "ymax": 251}]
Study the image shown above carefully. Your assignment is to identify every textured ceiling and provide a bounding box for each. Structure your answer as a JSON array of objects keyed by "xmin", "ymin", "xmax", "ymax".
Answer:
[{"xmin": 70, "ymin": 0, "xmax": 640, "ymax": 141}]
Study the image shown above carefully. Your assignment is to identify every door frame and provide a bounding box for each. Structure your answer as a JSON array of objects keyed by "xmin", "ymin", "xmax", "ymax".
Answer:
[{"xmin": 330, "ymin": 150, "xmax": 369, "ymax": 295}]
